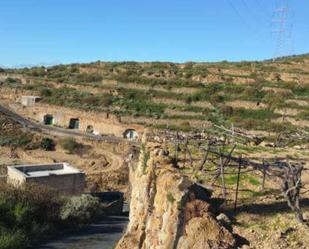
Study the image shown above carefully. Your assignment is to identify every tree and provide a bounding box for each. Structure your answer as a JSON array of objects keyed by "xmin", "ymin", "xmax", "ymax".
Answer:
[{"xmin": 40, "ymin": 138, "xmax": 55, "ymax": 151}]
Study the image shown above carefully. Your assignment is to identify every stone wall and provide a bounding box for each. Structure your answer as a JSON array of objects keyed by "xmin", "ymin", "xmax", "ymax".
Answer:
[
  {"xmin": 8, "ymin": 102, "xmax": 144, "ymax": 138},
  {"xmin": 116, "ymin": 135, "xmax": 235, "ymax": 249},
  {"xmin": 0, "ymin": 87, "xmax": 144, "ymax": 138},
  {"xmin": 25, "ymin": 173, "xmax": 85, "ymax": 195},
  {"xmin": 0, "ymin": 176, "xmax": 7, "ymax": 184},
  {"xmin": 0, "ymin": 87, "xmax": 33, "ymax": 101},
  {"xmin": 7, "ymin": 167, "xmax": 25, "ymax": 186}
]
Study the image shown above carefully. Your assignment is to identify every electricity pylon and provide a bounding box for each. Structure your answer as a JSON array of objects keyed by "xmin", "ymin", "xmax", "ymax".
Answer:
[{"xmin": 272, "ymin": 1, "xmax": 294, "ymax": 60}]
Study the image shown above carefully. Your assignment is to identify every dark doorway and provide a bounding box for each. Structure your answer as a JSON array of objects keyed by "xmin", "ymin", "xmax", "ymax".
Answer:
[
  {"xmin": 86, "ymin": 125, "xmax": 94, "ymax": 134},
  {"xmin": 123, "ymin": 129, "xmax": 138, "ymax": 139},
  {"xmin": 43, "ymin": 114, "xmax": 54, "ymax": 125},
  {"xmin": 69, "ymin": 118, "xmax": 80, "ymax": 129}
]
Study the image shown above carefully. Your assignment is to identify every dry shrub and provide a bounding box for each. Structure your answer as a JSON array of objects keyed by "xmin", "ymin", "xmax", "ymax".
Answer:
[{"xmin": 0, "ymin": 183, "xmax": 63, "ymax": 249}]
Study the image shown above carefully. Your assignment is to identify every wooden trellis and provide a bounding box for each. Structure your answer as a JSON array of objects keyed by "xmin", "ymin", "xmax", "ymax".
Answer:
[{"xmin": 153, "ymin": 130, "xmax": 306, "ymax": 223}]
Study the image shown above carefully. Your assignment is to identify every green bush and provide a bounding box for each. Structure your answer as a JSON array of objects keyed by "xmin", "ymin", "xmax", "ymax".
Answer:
[
  {"xmin": 40, "ymin": 138, "xmax": 55, "ymax": 151},
  {"xmin": 60, "ymin": 195, "xmax": 101, "ymax": 225},
  {"xmin": 0, "ymin": 231, "xmax": 27, "ymax": 249},
  {"xmin": 0, "ymin": 183, "xmax": 62, "ymax": 248},
  {"xmin": 4, "ymin": 77, "xmax": 21, "ymax": 84},
  {"xmin": 0, "ymin": 133, "xmax": 33, "ymax": 148},
  {"xmin": 40, "ymin": 87, "xmax": 53, "ymax": 97},
  {"xmin": 0, "ymin": 183, "xmax": 106, "ymax": 248}
]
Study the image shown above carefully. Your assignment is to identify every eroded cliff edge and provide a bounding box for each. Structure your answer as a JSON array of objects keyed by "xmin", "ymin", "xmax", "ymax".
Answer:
[{"xmin": 116, "ymin": 134, "xmax": 235, "ymax": 249}]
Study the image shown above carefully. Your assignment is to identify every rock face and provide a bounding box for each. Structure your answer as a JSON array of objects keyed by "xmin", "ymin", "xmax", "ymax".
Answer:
[{"xmin": 116, "ymin": 136, "xmax": 235, "ymax": 249}]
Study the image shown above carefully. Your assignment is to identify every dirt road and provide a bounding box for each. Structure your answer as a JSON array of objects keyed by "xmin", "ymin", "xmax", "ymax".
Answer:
[{"xmin": 0, "ymin": 103, "xmax": 139, "ymax": 145}]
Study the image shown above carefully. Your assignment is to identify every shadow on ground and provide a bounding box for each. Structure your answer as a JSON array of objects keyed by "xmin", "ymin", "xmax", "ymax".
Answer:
[
  {"xmin": 227, "ymin": 198, "xmax": 309, "ymax": 216},
  {"xmin": 34, "ymin": 216, "xmax": 128, "ymax": 249}
]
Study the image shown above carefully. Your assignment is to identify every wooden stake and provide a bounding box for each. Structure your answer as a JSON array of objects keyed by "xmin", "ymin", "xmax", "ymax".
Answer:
[
  {"xmin": 198, "ymin": 141, "xmax": 210, "ymax": 171},
  {"xmin": 234, "ymin": 155, "xmax": 242, "ymax": 212},
  {"xmin": 183, "ymin": 137, "xmax": 188, "ymax": 168},
  {"xmin": 174, "ymin": 132, "xmax": 179, "ymax": 163},
  {"xmin": 262, "ymin": 158, "xmax": 266, "ymax": 191},
  {"xmin": 187, "ymin": 143, "xmax": 193, "ymax": 168},
  {"xmin": 219, "ymin": 148, "xmax": 227, "ymax": 205}
]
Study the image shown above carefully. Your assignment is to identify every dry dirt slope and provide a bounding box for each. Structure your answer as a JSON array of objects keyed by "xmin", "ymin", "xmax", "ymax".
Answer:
[{"xmin": 0, "ymin": 113, "xmax": 131, "ymax": 195}]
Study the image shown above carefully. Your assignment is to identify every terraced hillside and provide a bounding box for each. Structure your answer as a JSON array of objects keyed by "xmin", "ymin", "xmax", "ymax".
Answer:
[
  {"xmin": 1, "ymin": 54, "xmax": 309, "ymax": 139},
  {"xmin": 1, "ymin": 56, "xmax": 309, "ymax": 249}
]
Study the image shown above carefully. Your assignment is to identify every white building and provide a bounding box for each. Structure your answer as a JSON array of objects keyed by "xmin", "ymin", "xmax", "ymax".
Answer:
[
  {"xmin": 7, "ymin": 163, "xmax": 85, "ymax": 195},
  {"xmin": 20, "ymin": 96, "xmax": 42, "ymax": 107}
]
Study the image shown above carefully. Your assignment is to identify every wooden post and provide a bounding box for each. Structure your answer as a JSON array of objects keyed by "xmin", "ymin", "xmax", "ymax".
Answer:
[
  {"xmin": 187, "ymin": 143, "xmax": 193, "ymax": 168},
  {"xmin": 198, "ymin": 141, "xmax": 210, "ymax": 171},
  {"xmin": 174, "ymin": 132, "xmax": 178, "ymax": 163},
  {"xmin": 183, "ymin": 137, "xmax": 188, "ymax": 168},
  {"xmin": 262, "ymin": 158, "xmax": 266, "ymax": 191},
  {"xmin": 219, "ymin": 149, "xmax": 227, "ymax": 205},
  {"xmin": 223, "ymin": 145, "xmax": 237, "ymax": 168},
  {"xmin": 211, "ymin": 144, "xmax": 236, "ymax": 185},
  {"xmin": 234, "ymin": 155, "xmax": 242, "ymax": 212}
]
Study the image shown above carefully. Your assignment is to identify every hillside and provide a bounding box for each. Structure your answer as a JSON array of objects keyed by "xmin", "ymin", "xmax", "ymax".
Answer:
[
  {"xmin": 1, "ymin": 55, "xmax": 309, "ymax": 138},
  {"xmin": 0, "ymin": 55, "xmax": 309, "ymax": 248}
]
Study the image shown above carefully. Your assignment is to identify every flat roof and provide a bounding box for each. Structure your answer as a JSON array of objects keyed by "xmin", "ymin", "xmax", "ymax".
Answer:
[
  {"xmin": 21, "ymin": 96, "xmax": 42, "ymax": 98},
  {"xmin": 26, "ymin": 169, "xmax": 79, "ymax": 177},
  {"xmin": 8, "ymin": 163, "xmax": 83, "ymax": 178}
]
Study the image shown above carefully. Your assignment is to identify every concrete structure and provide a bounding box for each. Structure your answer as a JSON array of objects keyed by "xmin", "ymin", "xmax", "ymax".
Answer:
[
  {"xmin": 10, "ymin": 103, "xmax": 143, "ymax": 138},
  {"xmin": 7, "ymin": 163, "xmax": 85, "ymax": 195},
  {"xmin": 20, "ymin": 96, "xmax": 42, "ymax": 107}
]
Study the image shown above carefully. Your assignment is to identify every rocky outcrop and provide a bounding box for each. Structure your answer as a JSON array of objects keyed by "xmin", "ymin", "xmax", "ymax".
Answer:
[{"xmin": 116, "ymin": 135, "xmax": 235, "ymax": 249}]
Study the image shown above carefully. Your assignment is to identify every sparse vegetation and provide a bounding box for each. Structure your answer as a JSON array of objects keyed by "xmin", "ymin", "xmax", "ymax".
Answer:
[
  {"xmin": 40, "ymin": 138, "xmax": 55, "ymax": 151},
  {"xmin": 60, "ymin": 137, "xmax": 80, "ymax": 154},
  {"xmin": 60, "ymin": 195, "xmax": 102, "ymax": 226},
  {"xmin": 2, "ymin": 55, "xmax": 308, "ymax": 135},
  {"xmin": 0, "ymin": 115, "xmax": 33, "ymax": 148},
  {"xmin": 1, "ymin": 54, "xmax": 309, "ymax": 249}
]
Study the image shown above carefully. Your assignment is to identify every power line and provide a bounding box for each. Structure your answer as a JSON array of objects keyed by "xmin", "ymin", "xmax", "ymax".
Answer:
[
  {"xmin": 225, "ymin": 0, "xmax": 271, "ymax": 44},
  {"xmin": 253, "ymin": 0, "xmax": 273, "ymax": 21},
  {"xmin": 226, "ymin": 0, "xmax": 256, "ymax": 32},
  {"xmin": 240, "ymin": 0, "xmax": 267, "ymax": 26}
]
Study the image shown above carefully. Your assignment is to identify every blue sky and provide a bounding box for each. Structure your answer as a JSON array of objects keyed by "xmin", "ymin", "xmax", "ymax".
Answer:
[{"xmin": 0, "ymin": 0, "xmax": 308, "ymax": 67}]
